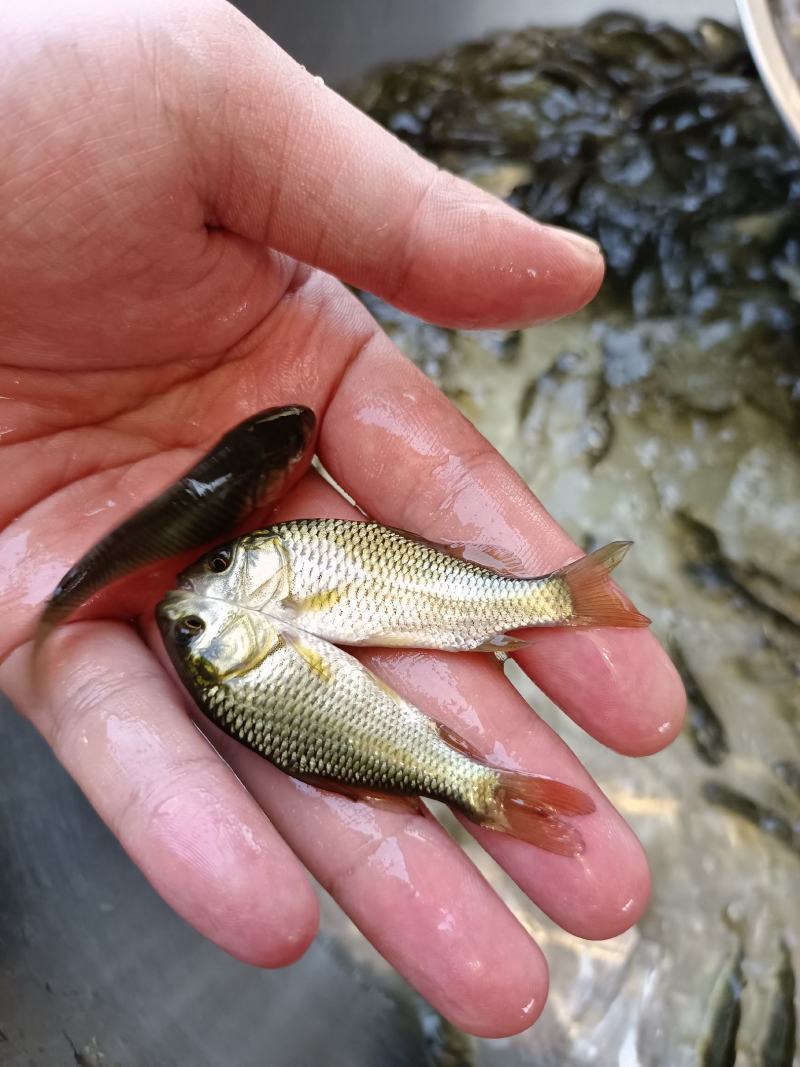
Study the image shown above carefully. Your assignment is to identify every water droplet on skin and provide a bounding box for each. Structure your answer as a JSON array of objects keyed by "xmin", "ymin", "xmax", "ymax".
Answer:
[
  {"xmin": 239, "ymin": 823, "xmax": 264, "ymax": 855},
  {"xmin": 85, "ymin": 500, "xmax": 118, "ymax": 517},
  {"xmin": 436, "ymin": 911, "xmax": 456, "ymax": 933},
  {"xmin": 369, "ymin": 835, "xmax": 413, "ymax": 883}
]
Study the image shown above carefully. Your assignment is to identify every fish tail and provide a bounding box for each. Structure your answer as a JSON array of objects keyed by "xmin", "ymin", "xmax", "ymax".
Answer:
[
  {"xmin": 557, "ymin": 541, "xmax": 651, "ymax": 627},
  {"xmin": 31, "ymin": 616, "xmax": 56, "ymax": 658},
  {"xmin": 481, "ymin": 770, "xmax": 595, "ymax": 856},
  {"xmin": 32, "ymin": 552, "xmax": 113, "ymax": 655}
]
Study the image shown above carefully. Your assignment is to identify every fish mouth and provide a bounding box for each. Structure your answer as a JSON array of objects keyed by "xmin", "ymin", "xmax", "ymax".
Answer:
[
  {"xmin": 175, "ymin": 570, "xmax": 195, "ymax": 592},
  {"xmin": 156, "ymin": 589, "xmax": 196, "ymax": 632},
  {"xmin": 294, "ymin": 405, "xmax": 316, "ymax": 436},
  {"xmin": 257, "ymin": 405, "xmax": 316, "ymax": 464}
]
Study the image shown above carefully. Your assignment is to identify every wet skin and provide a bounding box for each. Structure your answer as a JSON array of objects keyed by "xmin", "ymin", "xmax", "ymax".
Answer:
[{"xmin": 0, "ymin": 0, "xmax": 685, "ymax": 1039}]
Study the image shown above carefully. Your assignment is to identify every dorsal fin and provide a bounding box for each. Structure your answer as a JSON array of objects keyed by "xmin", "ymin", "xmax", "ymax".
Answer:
[{"xmin": 384, "ymin": 524, "xmax": 524, "ymax": 577}]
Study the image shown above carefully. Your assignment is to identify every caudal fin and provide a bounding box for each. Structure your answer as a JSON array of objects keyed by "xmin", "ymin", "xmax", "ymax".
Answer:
[
  {"xmin": 481, "ymin": 771, "xmax": 595, "ymax": 856},
  {"xmin": 558, "ymin": 541, "xmax": 650, "ymax": 628}
]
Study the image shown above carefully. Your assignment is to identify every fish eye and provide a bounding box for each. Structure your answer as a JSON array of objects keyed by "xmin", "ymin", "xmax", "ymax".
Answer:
[
  {"xmin": 208, "ymin": 548, "xmax": 232, "ymax": 574},
  {"xmin": 178, "ymin": 614, "xmax": 205, "ymax": 640}
]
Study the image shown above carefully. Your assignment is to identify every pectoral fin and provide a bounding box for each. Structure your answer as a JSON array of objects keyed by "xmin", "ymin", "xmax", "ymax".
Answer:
[
  {"xmin": 280, "ymin": 628, "xmax": 335, "ymax": 682},
  {"xmin": 474, "ymin": 634, "xmax": 534, "ymax": 653},
  {"xmin": 433, "ymin": 721, "xmax": 487, "ymax": 763}
]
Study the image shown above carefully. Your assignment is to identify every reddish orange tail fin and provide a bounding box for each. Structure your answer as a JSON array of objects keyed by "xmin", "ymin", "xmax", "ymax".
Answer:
[
  {"xmin": 483, "ymin": 771, "xmax": 595, "ymax": 856},
  {"xmin": 559, "ymin": 542, "xmax": 650, "ymax": 628}
]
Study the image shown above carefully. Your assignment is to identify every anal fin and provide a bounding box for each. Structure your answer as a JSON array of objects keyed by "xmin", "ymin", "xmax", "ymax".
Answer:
[
  {"xmin": 461, "ymin": 542, "xmax": 525, "ymax": 576},
  {"xmin": 297, "ymin": 773, "xmax": 425, "ymax": 816},
  {"xmin": 434, "ymin": 721, "xmax": 487, "ymax": 763}
]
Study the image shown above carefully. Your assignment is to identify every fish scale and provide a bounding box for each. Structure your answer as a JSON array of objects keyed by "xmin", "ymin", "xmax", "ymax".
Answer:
[{"xmin": 196, "ymin": 608, "xmax": 487, "ymax": 805}]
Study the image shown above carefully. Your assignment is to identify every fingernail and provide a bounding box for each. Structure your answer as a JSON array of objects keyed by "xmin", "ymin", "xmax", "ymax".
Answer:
[{"xmin": 545, "ymin": 223, "xmax": 602, "ymax": 257}]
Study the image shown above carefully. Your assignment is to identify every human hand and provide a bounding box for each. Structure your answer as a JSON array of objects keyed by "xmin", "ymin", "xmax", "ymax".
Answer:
[{"xmin": 0, "ymin": 0, "xmax": 685, "ymax": 1037}]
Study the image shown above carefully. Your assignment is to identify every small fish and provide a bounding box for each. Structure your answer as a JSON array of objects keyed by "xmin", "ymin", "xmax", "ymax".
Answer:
[
  {"xmin": 177, "ymin": 518, "xmax": 649, "ymax": 652},
  {"xmin": 157, "ymin": 590, "xmax": 596, "ymax": 855},
  {"xmin": 34, "ymin": 406, "xmax": 316, "ymax": 649},
  {"xmin": 672, "ymin": 646, "xmax": 729, "ymax": 767},
  {"xmin": 699, "ymin": 942, "xmax": 745, "ymax": 1067},
  {"xmin": 760, "ymin": 941, "xmax": 796, "ymax": 1067},
  {"xmin": 702, "ymin": 781, "xmax": 799, "ymax": 855}
]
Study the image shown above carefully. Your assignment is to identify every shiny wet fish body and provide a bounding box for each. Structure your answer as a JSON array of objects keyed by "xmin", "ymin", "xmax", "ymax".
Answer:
[
  {"xmin": 157, "ymin": 589, "xmax": 595, "ymax": 855},
  {"xmin": 179, "ymin": 518, "xmax": 648, "ymax": 651}
]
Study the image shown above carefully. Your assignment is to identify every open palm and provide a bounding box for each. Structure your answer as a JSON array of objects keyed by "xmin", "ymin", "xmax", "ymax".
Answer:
[{"xmin": 0, "ymin": 0, "xmax": 685, "ymax": 1038}]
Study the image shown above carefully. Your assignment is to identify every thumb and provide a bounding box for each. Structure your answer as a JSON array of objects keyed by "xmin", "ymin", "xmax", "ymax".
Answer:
[{"xmin": 180, "ymin": 1, "xmax": 604, "ymax": 328}]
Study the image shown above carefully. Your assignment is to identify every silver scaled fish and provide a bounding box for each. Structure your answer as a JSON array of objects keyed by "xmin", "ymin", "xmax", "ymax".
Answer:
[
  {"xmin": 157, "ymin": 590, "xmax": 596, "ymax": 855},
  {"xmin": 177, "ymin": 518, "xmax": 649, "ymax": 652}
]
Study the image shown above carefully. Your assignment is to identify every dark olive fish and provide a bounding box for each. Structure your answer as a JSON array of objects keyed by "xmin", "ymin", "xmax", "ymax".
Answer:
[
  {"xmin": 699, "ymin": 942, "xmax": 745, "ymax": 1067},
  {"xmin": 35, "ymin": 405, "xmax": 316, "ymax": 648},
  {"xmin": 761, "ymin": 941, "xmax": 796, "ymax": 1067}
]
